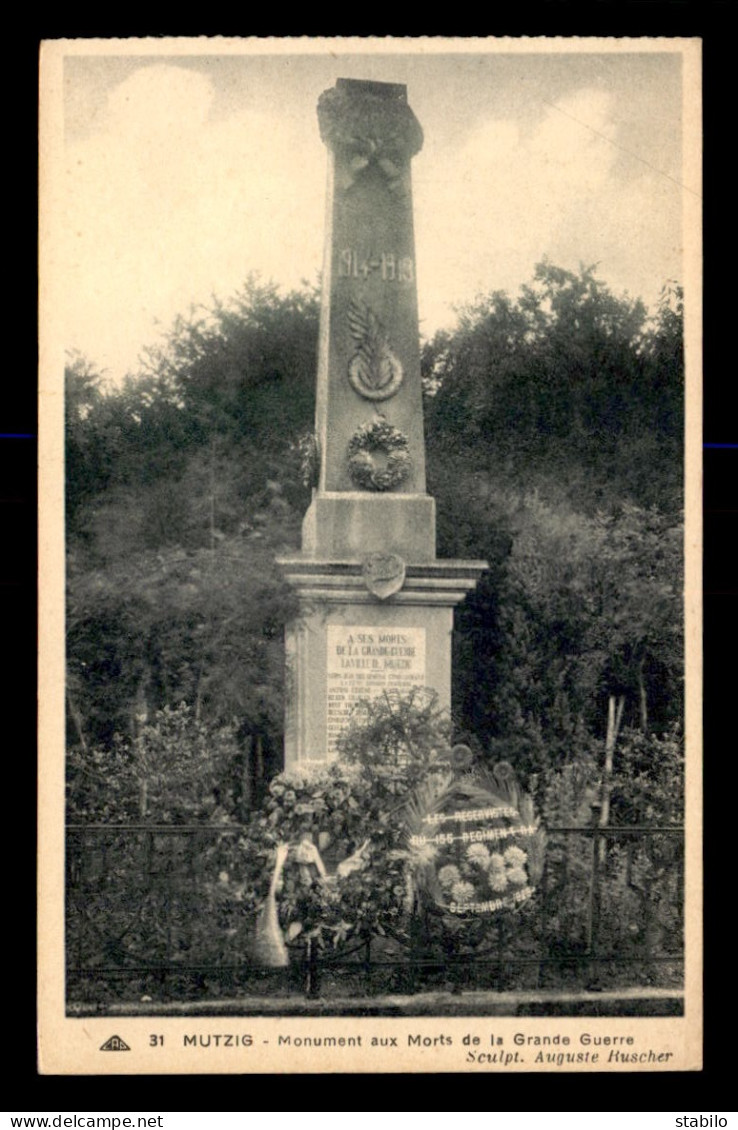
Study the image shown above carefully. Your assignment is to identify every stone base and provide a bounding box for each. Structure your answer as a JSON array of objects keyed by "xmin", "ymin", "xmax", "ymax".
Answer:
[
  {"xmin": 277, "ymin": 557, "xmax": 487, "ymax": 766},
  {"xmin": 69, "ymin": 987, "xmax": 685, "ymax": 1018},
  {"xmin": 301, "ymin": 492, "xmax": 436, "ymax": 562}
]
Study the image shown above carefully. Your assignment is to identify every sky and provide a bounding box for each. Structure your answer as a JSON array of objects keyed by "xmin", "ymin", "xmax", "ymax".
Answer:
[{"xmin": 58, "ymin": 41, "xmax": 693, "ymax": 387}]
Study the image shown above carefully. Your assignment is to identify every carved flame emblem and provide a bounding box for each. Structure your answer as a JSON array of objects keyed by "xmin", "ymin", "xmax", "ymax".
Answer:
[{"xmin": 347, "ymin": 299, "xmax": 404, "ymax": 401}]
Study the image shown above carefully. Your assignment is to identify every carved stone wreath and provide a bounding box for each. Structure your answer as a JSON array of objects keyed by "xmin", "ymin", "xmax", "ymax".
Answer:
[{"xmin": 347, "ymin": 420, "xmax": 412, "ymax": 492}]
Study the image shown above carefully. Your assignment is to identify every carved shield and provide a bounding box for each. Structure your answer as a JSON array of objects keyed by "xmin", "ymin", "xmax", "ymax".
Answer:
[{"xmin": 362, "ymin": 552, "xmax": 406, "ymax": 600}]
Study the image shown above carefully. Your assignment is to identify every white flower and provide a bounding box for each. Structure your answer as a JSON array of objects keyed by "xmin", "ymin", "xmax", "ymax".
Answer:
[
  {"xmin": 438, "ymin": 864, "xmax": 461, "ymax": 889},
  {"xmin": 451, "ymin": 880, "xmax": 476, "ymax": 904},
  {"xmin": 466, "ymin": 843, "xmax": 491, "ymax": 868},
  {"xmin": 504, "ymin": 846, "xmax": 528, "ymax": 867},
  {"xmin": 506, "ymin": 866, "xmax": 528, "ymax": 886},
  {"xmin": 488, "ymin": 870, "xmax": 508, "ymax": 892}
]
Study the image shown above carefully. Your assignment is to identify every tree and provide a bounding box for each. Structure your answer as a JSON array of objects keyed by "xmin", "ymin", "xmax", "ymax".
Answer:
[
  {"xmin": 139, "ymin": 275, "xmax": 319, "ymax": 450},
  {"xmin": 65, "ymin": 278, "xmax": 318, "ymax": 776},
  {"xmin": 65, "ymin": 353, "xmax": 119, "ymax": 531},
  {"xmin": 67, "ymin": 703, "xmax": 241, "ymax": 823},
  {"xmin": 425, "ymin": 260, "xmax": 682, "ymax": 512},
  {"xmin": 65, "ymin": 263, "xmax": 684, "ymax": 813}
]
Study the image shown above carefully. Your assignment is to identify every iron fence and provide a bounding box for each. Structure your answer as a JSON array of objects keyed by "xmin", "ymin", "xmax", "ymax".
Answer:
[{"xmin": 66, "ymin": 822, "xmax": 683, "ymax": 1005}]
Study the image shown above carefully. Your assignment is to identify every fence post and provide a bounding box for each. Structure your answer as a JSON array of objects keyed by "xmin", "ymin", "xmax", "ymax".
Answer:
[
  {"xmin": 537, "ymin": 838, "xmax": 549, "ymax": 989},
  {"xmin": 69, "ymin": 829, "xmax": 84, "ymax": 975},
  {"xmin": 407, "ymin": 911, "xmax": 423, "ymax": 995},
  {"xmin": 363, "ymin": 935, "xmax": 372, "ymax": 995},
  {"xmin": 586, "ymin": 826, "xmax": 602, "ymax": 957},
  {"xmin": 305, "ymin": 938, "xmax": 320, "ymax": 999}
]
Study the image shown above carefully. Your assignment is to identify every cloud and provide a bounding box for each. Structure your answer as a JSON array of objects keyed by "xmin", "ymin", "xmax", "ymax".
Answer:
[
  {"xmin": 414, "ymin": 87, "xmax": 681, "ymax": 328},
  {"xmin": 62, "ymin": 68, "xmax": 681, "ymax": 382},
  {"xmin": 63, "ymin": 64, "xmax": 325, "ymax": 380}
]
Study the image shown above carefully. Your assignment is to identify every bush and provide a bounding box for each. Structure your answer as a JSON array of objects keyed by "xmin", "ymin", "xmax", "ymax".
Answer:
[
  {"xmin": 609, "ymin": 725, "xmax": 684, "ymax": 825},
  {"xmin": 211, "ymin": 689, "xmax": 543, "ymax": 957},
  {"xmin": 66, "ymin": 695, "xmax": 684, "ymax": 1001},
  {"xmin": 67, "ymin": 703, "xmax": 240, "ymax": 823}
]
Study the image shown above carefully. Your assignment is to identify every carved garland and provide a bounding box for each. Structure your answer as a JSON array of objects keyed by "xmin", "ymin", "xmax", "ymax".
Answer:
[
  {"xmin": 317, "ymin": 87, "xmax": 423, "ymax": 162},
  {"xmin": 317, "ymin": 86, "xmax": 423, "ymax": 195},
  {"xmin": 347, "ymin": 420, "xmax": 412, "ymax": 492}
]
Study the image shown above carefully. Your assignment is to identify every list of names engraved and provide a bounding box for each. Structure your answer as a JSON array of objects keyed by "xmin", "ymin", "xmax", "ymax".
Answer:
[{"xmin": 326, "ymin": 625, "xmax": 426, "ymax": 755}]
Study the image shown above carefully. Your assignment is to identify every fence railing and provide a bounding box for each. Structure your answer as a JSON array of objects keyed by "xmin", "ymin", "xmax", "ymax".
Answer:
[{"xmin": 66, "ymin": 822, "xmax": 683, "ymax": 1003}]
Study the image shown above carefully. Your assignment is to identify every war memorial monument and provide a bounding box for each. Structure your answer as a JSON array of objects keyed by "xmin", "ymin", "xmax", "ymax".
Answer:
[{"xmin": 279, "ymin": 78, "xmax": 487, "ymax": 763}]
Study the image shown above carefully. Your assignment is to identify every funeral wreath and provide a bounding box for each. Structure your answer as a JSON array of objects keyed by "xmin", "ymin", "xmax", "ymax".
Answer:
[{"xmin": 207, "ymin": 691, "xmax": 545, "ymax": 964}]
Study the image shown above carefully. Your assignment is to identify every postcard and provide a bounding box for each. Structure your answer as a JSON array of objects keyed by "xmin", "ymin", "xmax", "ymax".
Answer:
[{"xmin": 38, "ymin": 35, "xmax": 702, "ymax": 1074}]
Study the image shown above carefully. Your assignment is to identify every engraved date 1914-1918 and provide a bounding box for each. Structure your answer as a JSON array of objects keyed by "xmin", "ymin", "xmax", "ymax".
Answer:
[{"xmin": 339, "ymin": 249, "xmax": 414, "ymax": 282}]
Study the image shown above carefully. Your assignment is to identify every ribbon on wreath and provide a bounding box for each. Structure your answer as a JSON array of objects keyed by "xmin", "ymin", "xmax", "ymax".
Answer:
[
  {"xmin": 247, "ymin": 842, "xmax": 290, "ymax": 968},
  {"xmin": 247, "ymin": 838, "xmax": 372, "ymax": 968}
]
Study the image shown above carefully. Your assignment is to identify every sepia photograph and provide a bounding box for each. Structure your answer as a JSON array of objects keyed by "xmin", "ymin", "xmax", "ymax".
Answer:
[{"xmin": 38, "ymin": 36, "xmax": 702, "ymax": 1074}]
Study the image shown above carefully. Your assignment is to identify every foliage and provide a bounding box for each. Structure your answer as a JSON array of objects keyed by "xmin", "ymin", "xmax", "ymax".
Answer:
[
  {"xmin": 67, "ymin": 534, "xmax": 299, "ymax": 754},
  {"xmin": 529, "ymin": 751, "xmax": 601, "ymax": 828},
  {"xmin": 609, "ymin": 726, "xmax": 685, "ymax": 825},
  {"xmin": 211, "ymin": 693, "xmax": 457, "ymax": 950},
  {"xmin": 66, "ymin": 695, "xmax": 683, "ymax": 1002},
  {"xmin": 214, "ymin": 761, "xmax": 409, "ymax": 951},
  {"xmin": 139, "ymin": 275, "xmax": 319, "ymax": 450},
  {"xmin": 425, "ymin": 261, "xmax": 683, "ymax": 512},
  {"xmin": 208, "ymin": 693, "xmax": 548, "ymax": 958},
  {"xmin": 440, "ymin": 484, "xmax": 683, "ymax": 768},
  {"xmin": 527, "ymin": 723, "xmax": 684, "ymax": 829},
  {"xmin": 65, "ymin": 353, "xmax": 125, "ymax": 533},
  {"xmin": 295, "ymin": 430, "xmax": 320, "ymax": 489},
  {"xmin": 337, "ymin": 688, "xmax": 458, "ymax": 796},
  {"xmin": 66, "ymin": 277, "xmax": 318, "ymax": 765},
  {"xmin": 502, "ymin": 495, "xmax": 682, "ymax": 736},
  {"xmin": 67, "ymin": 703, "xmax": 241, "ymax": 823},
  {"xmin": 65, "ymin": 261, "xmax": 684, "ymax": 815}
]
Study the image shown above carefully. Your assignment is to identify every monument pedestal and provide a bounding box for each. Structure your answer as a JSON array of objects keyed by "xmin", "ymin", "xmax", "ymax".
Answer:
[
  {"xmin": 278, "ymin": 557, "xmax": 487, "ymax": 765},
  {"xmin": 301, "ymin": 492, "xmax": 436, "ymax": 562}
]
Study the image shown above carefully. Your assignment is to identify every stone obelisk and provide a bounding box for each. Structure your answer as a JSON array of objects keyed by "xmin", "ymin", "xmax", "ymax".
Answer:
[{"xmin": 279, "ymin": 79, "xmax": 487, "ymax": 765}]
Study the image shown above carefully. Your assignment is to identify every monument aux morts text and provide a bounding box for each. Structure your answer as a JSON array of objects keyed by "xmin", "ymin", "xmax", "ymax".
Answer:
[{"xmin": 279, "ymin": 78, "xmax": 487, "ymax": 764}]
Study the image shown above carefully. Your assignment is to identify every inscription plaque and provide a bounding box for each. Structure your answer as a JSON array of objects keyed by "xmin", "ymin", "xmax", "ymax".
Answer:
[{"xmin": 326, "ymin": 624, "xmax": 426, "ymax": 755}]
